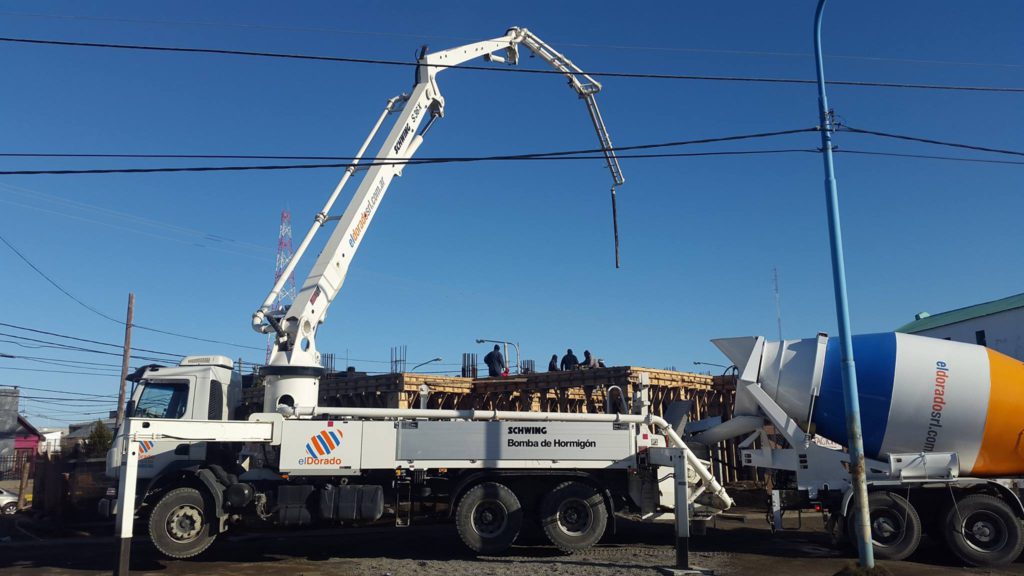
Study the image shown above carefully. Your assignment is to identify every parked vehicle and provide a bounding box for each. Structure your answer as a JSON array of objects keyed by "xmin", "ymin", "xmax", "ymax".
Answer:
[
  {"xmin": 0, "ymin": 487, "xmax": 19, "ymax": 514},
  {"xmin": 695, "ymin": 332, "xmax": 1024, "ymax": 567}
]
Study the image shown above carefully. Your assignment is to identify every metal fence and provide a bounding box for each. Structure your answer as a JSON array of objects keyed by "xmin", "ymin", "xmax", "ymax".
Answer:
[{"xmin": 0, "ymin": 452, "xmax": 36, "ymax": 482}]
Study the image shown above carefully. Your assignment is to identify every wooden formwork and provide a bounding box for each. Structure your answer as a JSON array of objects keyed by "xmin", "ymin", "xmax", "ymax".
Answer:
[
  {"xmin": 318, "ymin": 373, "xmax": 474, "ymax": 410},
  {"xmin": 472, "ymin": 367, "xmax": 717, "ymax": 418},
  {"xmin": 239, "ymin": 373, "xmax": 475, "ymax": 411}
]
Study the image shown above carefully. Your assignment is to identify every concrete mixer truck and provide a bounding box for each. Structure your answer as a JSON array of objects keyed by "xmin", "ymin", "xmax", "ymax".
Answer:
[{"xmin": 692, "ymin": 331, "xmax": 1024, "ymax": 567}]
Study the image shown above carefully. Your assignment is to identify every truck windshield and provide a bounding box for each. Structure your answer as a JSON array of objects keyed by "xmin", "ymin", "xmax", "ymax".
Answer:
[{"xmin": 133, "ymin": 380, "xmax": 189, "ymax": 419}]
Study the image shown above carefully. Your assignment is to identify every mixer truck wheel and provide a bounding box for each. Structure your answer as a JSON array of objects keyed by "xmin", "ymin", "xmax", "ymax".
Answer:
[
  {"xmin": 148, "ymin": 487, "xmax": 217, "ymax": 559},
  {"xmin": 540, "ymin": 481, "xmax": 608, "ymax": 553},
  {"xmin": 455, "ymin": 482, "xmax": 523, "ymax": 554},
  {"xmin": 847, "ymin": 492, "xmax": 921, "ymax": 561},
  {"xmin": 942, "ymin": 494, "xmax": 1024, "ymax": 567}
]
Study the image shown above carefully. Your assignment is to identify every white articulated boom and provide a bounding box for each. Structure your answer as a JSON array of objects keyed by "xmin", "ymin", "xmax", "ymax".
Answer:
[{"xmin": 251, "ymin": 28, "xmax": 625, "ymax": 413}]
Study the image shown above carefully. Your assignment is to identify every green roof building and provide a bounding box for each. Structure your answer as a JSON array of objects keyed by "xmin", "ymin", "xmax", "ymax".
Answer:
[{"xmin": 896, "ymin": 292, "xmax": 1024, "ymax": 360}]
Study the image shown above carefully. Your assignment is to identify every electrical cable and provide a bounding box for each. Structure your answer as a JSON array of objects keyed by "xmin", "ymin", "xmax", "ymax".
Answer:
[
  {"xmin": 0, "ymin": 150, "xmax": 816, "ymax": 175},
  {"xmin": 4, "ymin": 385, "xmax": 117, "ymax": 398},
  {"xmin": 0, "ymin": 234, "xmax": 263, "ymax": 351},
  {"xmin": 0, "ymin": 128, "xmax": 816, "ymax": 159},
  {"xmin": 13, "ymin": 357, "xmax": 123, "ymax": 371},
  {"xmin": 0, "ymin": 131, "xmax": 822, "ymax": 176},
  {"xmin": 0, "ymin": 333, "xmax": 181, "ymax": 363},
  {"xmin": 1, "ymin": 11, "xmax": 1019, "ymax": 70},
  {"xmin": 1, "ymin": 36, "xmax": 1021, "ymax": 94},
  {"xmin": 836, "ymin": 149, "xmax": 1024, "ymax": 166},
  {"xmin": 0, "ymin": 366, "xmax": 130, "ymax": 376},
  {"xmin": 4, "ymin": 145, "xmax": 1023, "ymax": 176},
  {"xmin": 842, "ymin": 126, "xmax": 1024, "ymax": 158},
  {"xmin": 0, "ymin": 392, "xmax": 116, "ymax": 402},
  {"xmin": 0, "ymin": 322, "xmax": 183, "ymax": 357}
]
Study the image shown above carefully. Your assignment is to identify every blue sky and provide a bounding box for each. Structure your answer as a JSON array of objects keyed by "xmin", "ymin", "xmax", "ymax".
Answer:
[{"xmin": 1, "ymin": 1, "xmax": 1021, "ymax": 426}]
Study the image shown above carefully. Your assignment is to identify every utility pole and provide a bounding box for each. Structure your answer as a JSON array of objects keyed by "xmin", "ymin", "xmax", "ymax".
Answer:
[
  {"xmin": 116, "ymin": 293, "xmax": 134, "ymax": 427},
  {"xmin": 813, "ymin": 0, "xmax": 874, "ymax": 568}
]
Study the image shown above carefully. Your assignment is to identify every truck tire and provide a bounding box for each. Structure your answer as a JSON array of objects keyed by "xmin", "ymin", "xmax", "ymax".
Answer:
[
  {"xmin": 942, "ymin": 494, "xmax": 1024, "ymax": 567},
  {"xmin": 847, "ymin": 492, "xmax": 921, "ymax": 561},
  {"xmin": 540, "ymin": 481, "xmax": 608, "ymax": 553},
  {"xmin": 455, "ymin": 482, "xmax": 522, "ymax": 554},
  {"xmin": 148, "ymin": 487, "xmax": 217, "ymax": 559}
]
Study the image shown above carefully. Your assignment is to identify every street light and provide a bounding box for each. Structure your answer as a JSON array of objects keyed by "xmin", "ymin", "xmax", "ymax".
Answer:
[
  {"xmin": 475, "ymin": 338, "xmax": 520, "ymax": 375},
  {"xmin": 411, "ymin": 357, "xmax": 443, "ymax": 372},
  {"xmin": 692, "ymin": 361, "xmax": 727, "ymax": 369}
]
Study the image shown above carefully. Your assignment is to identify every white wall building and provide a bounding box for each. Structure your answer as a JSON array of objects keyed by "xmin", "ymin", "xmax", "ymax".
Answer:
[
  {"xmin": 896, "ymin": 292, "xmax": 1024, "ymax": 361},
  {"xmin": 39, "ymin": 429, "xmax": 63, "ymax": 454}
]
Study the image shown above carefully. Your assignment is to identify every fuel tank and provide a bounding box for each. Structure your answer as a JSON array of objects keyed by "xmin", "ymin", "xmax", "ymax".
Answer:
[{"xmin": 713, "ymin": 332, "xmax": 1024, "ymax": 477}]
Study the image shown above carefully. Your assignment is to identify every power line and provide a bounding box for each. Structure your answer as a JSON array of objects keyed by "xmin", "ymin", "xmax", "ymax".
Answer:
[
  {"xmin": 0, "ymin": 366, "xmax": 132, "ymax": 376},
  {"xmin": 0, "ymin": 234, "xmax": 263, "ymax": 351},
  {"xmin": 0, "ymin": 321, "xmax": 183, "ymax": 358},
  {"xmin": 3, "ymin": 353, "xmax": 125, "ymax": 369},
  {"xmin": 1, "ymin": 392, "xmax": 116, "ymax": 402},
  {"xmin": 0, "ymin": 128, "xmax": 819, "ymax": 175},
  {"xmin": 4, "ymin": 385, "xmax": 117, "ymax": 399},
  {"xmin": 1, "ymin": 36, "xmax": 1021, "ymax": 94},
  {"xmin": 842, "ymin": 126, "xmax": 1024, "ymax": 158},
  {"xmin": 0, "ymin": 333, "xmax": 177, "ymax": 364},
  {"xmin": 0, "ymin": 150, "xmax": 820, "ymax": 175},
  {"xmin": 4, "ymin": 145, "xmax": 1023, "ymax": 177},
  {"xmin": 25, "ymin": 405, "xmax": 113, "ymax": 413},
  {"xmin": 1, "ymin": 11, "xmax": 1018, "ymax": 70},
  {"xmin": 0, "ymin": 181, "xmax": 272, "ymax": 263},
  {"xmin": 836, "ymin": 149, "xmax": 1024, "ymax": 166},
  {"xmin": 0, "ymin": 232, "xmax": 123, "ymax": 322},
  {"xmin": 0, "ymin": 127, "xmax": 815, "ymax": 162}
]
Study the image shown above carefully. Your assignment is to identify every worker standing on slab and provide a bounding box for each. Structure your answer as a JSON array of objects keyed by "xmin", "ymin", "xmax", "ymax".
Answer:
[
  {"xmin": 560, "ymin": 348, "xmax": 579, "ymax": 371},
  {"xmin": 484, "ymin": 344, "xmax": 506, "ymax": 377},
  {"xmin": 548, "ymin": 354, "xmax": 559, "ymax": 372}
]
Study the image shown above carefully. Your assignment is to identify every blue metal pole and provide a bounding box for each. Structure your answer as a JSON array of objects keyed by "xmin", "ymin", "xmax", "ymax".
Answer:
[{"xmin": 813, "ymin": 0, "xmax": 875, "ymax": 568}]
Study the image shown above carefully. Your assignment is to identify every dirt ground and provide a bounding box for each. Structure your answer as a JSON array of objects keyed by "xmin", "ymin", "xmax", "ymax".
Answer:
[{"xmin": 2, "ymin": 513, "xmax": 1023, "ymax": 576}]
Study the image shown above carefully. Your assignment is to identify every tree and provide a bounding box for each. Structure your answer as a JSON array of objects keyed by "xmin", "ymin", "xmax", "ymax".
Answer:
[{"xmin": 85, "ymin": 420, "xmax": 113, "ymax": 457}]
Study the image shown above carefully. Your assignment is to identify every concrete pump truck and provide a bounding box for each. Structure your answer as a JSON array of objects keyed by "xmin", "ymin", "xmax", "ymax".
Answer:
[{"xmin": 104, "ymin": 27, "xmax": 734, "ymax": 571}]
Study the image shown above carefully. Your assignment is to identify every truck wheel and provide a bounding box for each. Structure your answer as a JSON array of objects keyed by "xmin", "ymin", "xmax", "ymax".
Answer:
[
  {"xmin": 847, "ymin": 492, "xmax": 921, "ymax": 561},
  {"xmin": 455, "ymin": 482, "xmax": 522, "ymax": 554},
  {"xmin": 148, "ymin": 487, "xmax": 217, "ymax": 559},
  {"xmin": 942, "ymin": 494, "xmax": 1024, "ymax": 567},
  {"xmin": 540, "ymin": 481, "xmax": 608, "ymax": 553}
]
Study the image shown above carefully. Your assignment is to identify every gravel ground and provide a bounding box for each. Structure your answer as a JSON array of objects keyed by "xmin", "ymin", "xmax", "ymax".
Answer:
[{"xmin": 3, "ymin": 514, "xmax": 1024, "ymax": 575}]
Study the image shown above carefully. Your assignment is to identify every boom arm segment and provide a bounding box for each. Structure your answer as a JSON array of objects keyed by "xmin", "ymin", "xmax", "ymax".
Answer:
[
  {"xmin": 254, "ymin": 32, "xmax": 520, "ymax": 369},
  {"xmin": 510, "ymin": 28, "xmax": 625, "ymax": 187},
  {"xmin": 253, "ymin": 29, "xmax": 625, "ymax": 400}
]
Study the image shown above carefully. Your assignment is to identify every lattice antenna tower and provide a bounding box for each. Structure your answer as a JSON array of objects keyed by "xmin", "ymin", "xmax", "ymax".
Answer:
[{"xmin": 267, "ymin": 209, "xmax": 298, "ymax": 363}]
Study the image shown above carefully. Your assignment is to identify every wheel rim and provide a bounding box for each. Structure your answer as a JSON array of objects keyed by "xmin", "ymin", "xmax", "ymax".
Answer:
[
  {"xmin": 556, "ymin": 497, "xmax": 594, "ymax": 536},
  {"xmin": 959, "ymin": 510, "xmax": 1009, "ymax": 554},
  {"xmin": 166, "ymin": 504, "xmax": 204, "ymax": 543},
  {"xmin": 472, "ymin": 499, "xmax": 509, "ymax": 538},
  {"xmin": 870, "ymin": 510, "xmax": 905, "ymax": 547}
]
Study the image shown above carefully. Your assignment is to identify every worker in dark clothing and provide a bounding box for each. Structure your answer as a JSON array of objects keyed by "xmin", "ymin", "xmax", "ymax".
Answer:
[
  {"xmin": 484, "ymin": 344, "xmax": 506, "ymax": 377},
  {"xmin": 560, "ymin": 348, "xmax": 579, "ymax": 371},
  {"xmin": 548, "ymin": 354, "xmax": 559, "ymax": 372},
  {"xmin": 581, "ymin": 350, "xmax": 600, "ymax": 369}
]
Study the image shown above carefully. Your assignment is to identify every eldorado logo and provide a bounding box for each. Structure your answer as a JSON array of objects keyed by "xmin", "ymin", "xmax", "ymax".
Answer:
[
  {"xmin": 301, "ymin": 429, "xmax": 344, "ymax": 465},
  {"xmin": 138, "ymin": 440, "xmax": 155, "ymax": 460}
]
